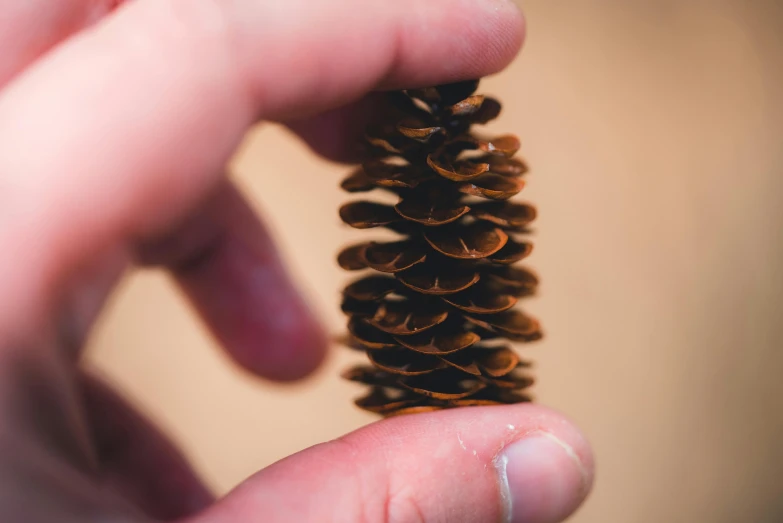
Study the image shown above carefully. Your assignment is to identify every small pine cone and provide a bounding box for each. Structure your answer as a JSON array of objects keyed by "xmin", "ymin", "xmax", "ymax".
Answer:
[{"xmin": 337, "ymin": 80, "xmax": 541, "ymax": 417}]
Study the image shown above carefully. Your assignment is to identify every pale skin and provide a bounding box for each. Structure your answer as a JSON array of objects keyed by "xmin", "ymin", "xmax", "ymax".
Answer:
[{"xmin": 0, "ymin": 1, "xmax": 594, "ymax": 522}]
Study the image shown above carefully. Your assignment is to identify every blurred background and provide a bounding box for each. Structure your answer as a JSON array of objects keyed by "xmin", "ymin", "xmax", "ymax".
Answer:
[{"xmin": 85, "ymin": 1, "xmax": 783, "ymax": 521}]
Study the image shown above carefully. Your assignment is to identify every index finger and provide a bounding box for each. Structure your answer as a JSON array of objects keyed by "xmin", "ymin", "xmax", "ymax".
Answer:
[{"xmin": 0, "ymin": 0, "xmax": 524, "ymax": 337}]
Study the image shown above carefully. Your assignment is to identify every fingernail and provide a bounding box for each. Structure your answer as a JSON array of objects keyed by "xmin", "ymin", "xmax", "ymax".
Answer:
[{"xmin": 496, "ymin": 432, "xmax": 590, "ymax": 523}]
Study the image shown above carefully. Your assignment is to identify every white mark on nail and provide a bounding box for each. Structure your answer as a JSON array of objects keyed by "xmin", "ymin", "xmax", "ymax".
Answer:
[
  {"xmin": 457, "ymin": 433, "xmax": 467, "ymax": 451},
  {"xmin": 507, "ymin": 424, "xmax": 515, "ymax": 431},
  {"xmin": 493, "ymin": 453, "xmax": 512, "ymax": 523},
  {"xmin": 540, "ymin": 432, "xmax": 590, "ymax": 492}
]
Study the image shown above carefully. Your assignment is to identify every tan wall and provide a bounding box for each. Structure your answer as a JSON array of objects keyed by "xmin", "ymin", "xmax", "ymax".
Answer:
[{"xmin": 86, "ymin": 2, "xmax": 783, "ymax": 521}]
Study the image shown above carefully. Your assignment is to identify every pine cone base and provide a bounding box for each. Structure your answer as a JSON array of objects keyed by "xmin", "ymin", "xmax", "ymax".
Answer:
[{"xmin": 337, "ymin": 80, "xmax": 541, "ymax": 417}]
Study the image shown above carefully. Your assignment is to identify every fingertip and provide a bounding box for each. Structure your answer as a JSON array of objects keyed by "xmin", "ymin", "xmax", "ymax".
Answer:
[
  {"xmin": 373, "ymin": 0, "xmax": 527, "ymax": 91},
  {"xmin": 138, "ymin": 182, "xmax": 329, "ymax": 383},
  {"xmin": 476, "ymin": 0, "xmax": 527, "ymax": 76},
  {"xmin": 363, "ymin": 403, "xmax": 594, "ymax": 523},
  {"xmin": 489, "ymin": 405, "xmax": 593, "ymax": 523},
  {"xmin": 285, "ymin": 2, "xmax": 526, "ymax": 162},
  {"xmin": 498, "ymin": 430, "xmax": 593, "ymax": 523},
  {"xmin": 174, "ymin": 228, "xmax": 329, "ymax": 383},
  {"xmin": 502, "ymin": 404, "xmax": 595, "ymax": 480},
  {"xmin": 227, "ymin": 296, "xmax": 329, "ymax": 382}
]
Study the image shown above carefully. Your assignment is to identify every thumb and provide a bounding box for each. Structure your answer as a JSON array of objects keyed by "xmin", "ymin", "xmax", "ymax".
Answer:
[{"xmin": 192, "ymin": 405, "xmax": 593, "ymax": 523}]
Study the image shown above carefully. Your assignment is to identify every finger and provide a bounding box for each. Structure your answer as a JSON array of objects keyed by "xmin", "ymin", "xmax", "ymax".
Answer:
[
  {"xmin": 284, "ymin": 94, "xmax": 384, "ymax": 164},
  {"xmin": 196, "ymin": 405, "xmax": 593, "ymax": 523},
  {"xmin": 0, "ymin": 0, "xmax": 119, "ymax": 86},
  {"xmin": 136, "ymin": 182, "xmax": 327, "ymax": 381},
  {"xmin": 78, "ymin": 372, "xmax": 214, "ymax": 520},
  {"xmin": 0, "ymin": 0, "xmax": 525, "ymax": 334}
]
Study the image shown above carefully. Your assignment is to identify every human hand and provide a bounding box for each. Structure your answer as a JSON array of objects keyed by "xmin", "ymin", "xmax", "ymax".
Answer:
[{"xmin": 0, "ymin": 1, "xmax": 593, "ymax": 521}]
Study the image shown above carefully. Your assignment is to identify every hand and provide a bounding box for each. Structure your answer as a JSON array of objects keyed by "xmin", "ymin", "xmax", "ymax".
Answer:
[{"xmin": 0, "ymin": 1, "xmax": 594, "ymax": 522}]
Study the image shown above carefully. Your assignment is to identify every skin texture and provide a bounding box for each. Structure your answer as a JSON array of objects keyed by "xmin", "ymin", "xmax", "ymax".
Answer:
[{"xmin": 0, "ymin": 1, "xmax": 593, "ymax": 522}]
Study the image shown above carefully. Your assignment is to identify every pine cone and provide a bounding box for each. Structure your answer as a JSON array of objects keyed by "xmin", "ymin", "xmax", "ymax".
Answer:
[{"xmin": 337, "ymin": 80, "xmax": 541, "ymax": 417}]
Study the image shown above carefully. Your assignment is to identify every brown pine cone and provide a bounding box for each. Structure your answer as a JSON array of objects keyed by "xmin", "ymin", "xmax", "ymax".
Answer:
[{"xmin": 337, "ymin": 80, "xmax": 541, "ymax": 417}]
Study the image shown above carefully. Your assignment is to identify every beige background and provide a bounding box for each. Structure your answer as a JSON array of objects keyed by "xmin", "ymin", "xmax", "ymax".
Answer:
[{"xmin": 86, "ymin": 2, "xmax": 783, "ymax": 522}]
